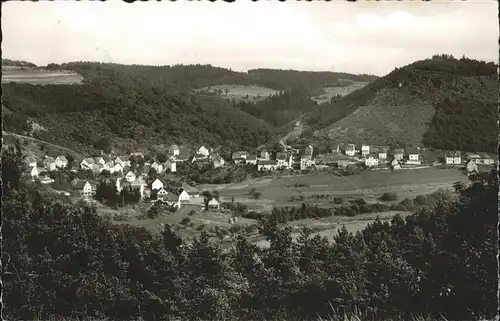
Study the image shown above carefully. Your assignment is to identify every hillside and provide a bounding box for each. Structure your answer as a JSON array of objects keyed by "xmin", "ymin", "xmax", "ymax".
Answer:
[
  {"xmin": 307, "ymin": 55, "xmax": 498, "ymax": 152},
  {"xmin": 2, "ymin": 64, "xmax": 276, "ymax": 155}
]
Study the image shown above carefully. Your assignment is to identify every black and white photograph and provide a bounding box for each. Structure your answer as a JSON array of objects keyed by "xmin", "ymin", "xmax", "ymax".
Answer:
[{"xmin": 1, "ymin": 1, "xmax": 498, "ymax": 321}]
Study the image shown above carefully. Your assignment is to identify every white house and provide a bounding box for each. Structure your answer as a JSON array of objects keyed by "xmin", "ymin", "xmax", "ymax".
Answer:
[
  {"xmin": 479, "ymin": 153, "xmax": 494, "ymax": 165},
  {"xmin": 115, "ymin": 156, "xmax": 131, "ymax": 168},
  {"xmin": 391, "ymin": 159, "xmax": 401, "ymax": 170},
  {"xmin": 116, "ymin": 177, "xmax": 124, "ymax": 192},
  {"xmin": 163, "ymin": 194, "xmax": 181, "ymax": 208},
  {"xmin": 364, "ymin": 154, "xmax": 379, "ymax": 167},
  {"xmin": 361, "ymin": 145, "xmax": 370, "ymax": 157},
  {"xmin": 44, "ymin": 157, "xmax": 57, "ymax": 171},
  {"xmin": 169, "ymin": 144, "xmax": 180, "ymax": 157},
  {"xmin": 344, "ymin": 144, "xmax": 356, "ymax": 156},
  {"xmin": 165, "ymin": 159, "xmax": 177, "ymax": 173},
  {"xmin": 178, "ymin": 190, "xmax": 191, "ymax": 204},
  {"xmin": 212, "ymin": 155, "xmax": 226, "ymax": 169},
  {"xmin": 157, "ymin": 187, "xmax": 169, "ymax": 199},
  {"xmin": 246, "ymin": 155, "xmax": 258, "ymax": 165},
  {"xmin": 276, "ymin": 153, "xmax": 292, "ymax": 169},
  {"xmin": 112, "ymin": 163, "xmax": 124, "ymax": 175},
  {"xmin": 93, "ymin": 157, "xmax": 105, "ymax": 165},
  {"xmin": 207, "ymin": 198, "xmax": 220, "ymax": 210},
  {"xmin": 55, "ymin": 156, "xmax": 68, "ymax": 168},
  {"xmin": 304, "ymin": 145, "xmax": 314, "ymax": 157},
  {"xmin": 260, "ymin": 149, "xmax": 270, "ymax": 160},
  {"xmin": 125, "ymin": 171, "xmax": 136, "ymax": 183},
  {"xmin": 465, "ymin": 160, "xmax": 479, "ymax": 175},
  {"xmin": 151, "ymin": 161, "xmax": 163, "ymax": 173},
  {"xmin": 73, "ymin": 180, "xmax": 94, "ymax": 198},
  {"xmin": 80, "ymin": 158, "xmax": 95, "ymax": 170},
  {"xmin": 378, "ymin": 147, "xmax": 389, "ymax": 160},
  {"xmin": 181, "ymin": 183, "xmax": 200, "ymax": 198},
  {"xmin": 405, "ymin": 146, "xmax": 421, "ymax": 165},
  {"xmin": 25, "ymin": 156, "xmax": 37, "ymax": 168},
  {"xmin": 232, "ymin": 151, "xmax": 249, "ymax": 161},
  {"xmin": 30, "ymin": 166, "xmax": 39, "ymax": 179},
  {"xmin": 257, "ymin": 160, "xmax": 278, "ymax": 171},
  {"xmin": 445, "ymin": 151, "xmax": 462, "ymax": 165},
  {"xmin": 300, "ymin": 156, "xmax": 315, "ymax": 171},
  {"xmin": 152, "ymin": 178, "xmax": 164, "ymax": 191},
  {"xmin": 197, "ymin": 146, "xmax": 210, "ymax": 157}
]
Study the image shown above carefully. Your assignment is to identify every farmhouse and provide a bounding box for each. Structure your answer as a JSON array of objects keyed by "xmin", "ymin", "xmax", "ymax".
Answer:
[
  {"xmin": 54, "ymin": 155, "xmax": 68, "ymax": 168},
  {"xmin": 164, "ymin": 159, "xmax": 177, "ymax": 173},
  {"xmin": 112, "ymin": 163, "xmax": 124, "ymax": 174},
  {"xmin": 391, "ymin": 148, "xmax": 404, "ymax": 161},
  {"xmin": 405, "ymin": 146, "xmax": 421, "ymax": 165},
  {"xmin": 152, "ymin": 178, "xmax": 164, "ymax": 191},
  {"xmin": 478, "ymin": 153, "xmax": 494, "ymax": 165},
  {"xmin": 232, "ymin": 151, "xmax": 249, "ymax": 161},
  {"xmin": 151, "ymin": 161, "xmax": 163, "ymax": 173},
  {"xmin": 211, "ymin": 154, "xmax": 226, "ymax": 168},
  {"xmin": 300, "ymin": 156, "xmax": 315, "ymax": 171},
  {"xmin": 207, "ymin": 198, "xmax": 221, "ymax": 210},
  {"xmin": 72, "ymin": 180, "xmax": 95, "ymax": 198},
  {"xmin": 445, "ymin": 151, "xmax": 462, "ymax": 165},
  {"xmin": 169, "ymin": 144, "xmax": 180, "ymax": 157},
  {"xmin": 260, "ymin": 149, "xmax": 270, "ymax": 160},
  {"xmin": 377, "ymin": 146, "xmax": 389, "ymax": 160},
  {"xmin": 125, "ymin": 171, "xmax": 136, "ymax": 183},
  {"xmin": 80, "ymin": 158, "xmax": 95, "ymax": 170},
  {"xmin": 465, "ymin": 160, "xmax": 479, "ymax": 175},
  {"xmin": 246, "ymin": 155, "xmax": 258, "ymax": 165},
  {"xmin": 181, "ymin": 183, "xmax": 200, "ymax": 198},
  {"xmin": 344, "ymin": 144, "xmax": 356, "ymax": 156},
  {"xmin": 157, "ymin": 187, "xmax": 169, "ymax": 199},
  {"xmin": 196, "ymin": 145, "xmax": 211, "ymax": 158},
  {"xmin": 361, "ymin": 145, "xmax": 370, "ymax": 157},
  {"xmin": 178, "ymin": 189, "xmax": 191, "ymax": 204},
  {"xmin": 258, "ymin": 160, "xmax": 278, "ymax": 171},
  {"xmin": 163, "ymin": 194, "xmax": 181, "ymax": 208},
  {"xmin": 276, "ymin": 152, "xmax": 292, "ymax": 169},
  {"xmin": 44, "ymin": 157, "xmax": 56, "ymax": 171},
  {"xmin": 364, "ymin": 154, "xmax": 379, "ymax": 167},
  {"xmin": 465, "ymin": 153, "xmax": 481, "ymax": 163}
]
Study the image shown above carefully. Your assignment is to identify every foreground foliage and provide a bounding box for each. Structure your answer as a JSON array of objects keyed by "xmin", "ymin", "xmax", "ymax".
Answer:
[{"xmin": 2, "ymin": 144, "xmax": 498, "ymax": 321}]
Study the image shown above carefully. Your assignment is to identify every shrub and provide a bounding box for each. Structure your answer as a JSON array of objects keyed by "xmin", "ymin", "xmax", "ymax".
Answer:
[
  {"xmin": 333, "ymin": 196, "xmax": 344, "ymax": 204},
  {"xmin": 180, "ymin": 217, "xmax": 191, "ymax": 225},
  {"xmin": 379, "ymin": 192, "xmax": 398, "ymax": 201}
]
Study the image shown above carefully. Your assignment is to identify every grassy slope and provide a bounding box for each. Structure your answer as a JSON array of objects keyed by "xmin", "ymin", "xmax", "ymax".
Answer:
[{"xmin": 308, "ymin": 56, "xmax": 497, "ymax": 151}]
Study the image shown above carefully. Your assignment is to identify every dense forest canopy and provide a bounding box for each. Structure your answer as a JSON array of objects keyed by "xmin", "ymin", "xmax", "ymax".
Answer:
[
  {"xmin": 2, "ymin": 58, "xmax": 37, "ymax": 67},
  {"xmin": 2, "ymin": 142, "xmax": 498, "ymax": 321}
]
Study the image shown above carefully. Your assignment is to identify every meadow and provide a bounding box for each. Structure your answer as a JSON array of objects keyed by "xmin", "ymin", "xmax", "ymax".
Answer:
[
  {"xmin": 194, "ymin": 84, "xmax": 279, "ymax": 102},
  {"xmin": 2, "ymin": 66, "xmax": 84, "ymax": 85},
  {"xmin": 311, "ymin": 80, "xmax": 370, "ymax": 104}
]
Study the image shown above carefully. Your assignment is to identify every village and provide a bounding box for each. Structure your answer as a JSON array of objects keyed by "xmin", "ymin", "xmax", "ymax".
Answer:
[{"xmin": 24, "ymin": 139, "xmax": 495, "ymax": 213}]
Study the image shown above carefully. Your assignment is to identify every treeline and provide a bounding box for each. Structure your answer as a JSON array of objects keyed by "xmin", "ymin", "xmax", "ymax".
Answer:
[
  {"xmin": 1, "ymin": 144, "xmax": 497, "ymax": 320},
  {"xmin": 2, "ymin": 58, "xmax": 37, "ymax": 67},
  {"xmin": 2, "ymin": 70, "xmax": 275, "ymax": 154},
  {"xmin": 237, "ymin": 87, "xmax": 318, "ymax": 127}
]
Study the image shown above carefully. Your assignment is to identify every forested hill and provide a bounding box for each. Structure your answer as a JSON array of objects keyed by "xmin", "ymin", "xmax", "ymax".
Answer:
[
  {"xmin": 2, "ymin": 63, "xmax": 276, "ymax": 155},
  {"xmin": 2, "ymin": 58, "xmax": 37, "ymax": 67},
  {"xmin": 305, "ymin": 55, "xmax": 498, "ymax": 152}
]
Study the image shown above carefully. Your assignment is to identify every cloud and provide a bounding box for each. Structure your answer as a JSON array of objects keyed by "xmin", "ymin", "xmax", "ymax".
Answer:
[{"xmin": 2, "ymin": 1, "xmax": 497, "ymax": 76}]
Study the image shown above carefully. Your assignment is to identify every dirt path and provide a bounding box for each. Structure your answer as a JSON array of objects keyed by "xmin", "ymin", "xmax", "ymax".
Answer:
[{"xmin": 2, "ymin": 131, "xmax": 84, "ymax": 159}]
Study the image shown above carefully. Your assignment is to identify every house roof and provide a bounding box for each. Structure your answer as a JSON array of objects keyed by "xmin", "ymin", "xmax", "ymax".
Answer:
[
  {"xmin": 153, "ymin": 178, "xmax": 163, "ymax": 185},
  {"xmin": 208, "ymin": 198, "xmax": 220, "ymax": 205},
  {"xmin": 44, "ymin": 157, "xmax": 55, "ymax": 162},
  {"xmin": 405, "ymin": 146, "xmax": 419, "ymax": 155},
  {"xmin": 344, "ymin": 144, "xmax": 355, "ymax": 151},
  {"xmin": 25, "ymin": 156, "xmax": 37, "ymax": 163},
  {"xmin": 258, "ymin": 160, "xmax": 278, "ymax": 165},
  {"xmin": 163, "ymin": 194, "xmax": 179, "ymax": 202},
  {"xmin": 57, "ymin": 155, "xmax": 68, "ymax": 162},
  {"xmin": 170, "ymin": 144, "xmax": 179, "ymax": 150},
  {"xmin": 232, "ymin": 151, "xmax": 248, "ymax": 159},
  {"xmin": 126, "ymin": 171, "xmax": 135, "ymax": 176},
  {"xmin": 392, "ymin": 148, "xmax": 404, "ymax": 154},
  {"xmin": 157, "ymin": 187, "xmax": 168, "ymax": 194},
  {"xmin": 181, "ymin": 183, "xmax": 199, "ymax": 193},
  {"xmin": 246, "ymin": 155, "xmax": 257, "ymax": 160},
  {"xmin": 72, "ymin": 180, "xmax": 89, "ymax": 189}
]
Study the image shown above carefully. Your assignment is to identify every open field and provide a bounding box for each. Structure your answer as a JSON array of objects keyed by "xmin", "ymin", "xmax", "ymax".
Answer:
[
  {"xmin": 2, "ymin": 66, "xmax": 84, "ymax": 85},
  {"xmin": 194, "ymin": 84, "xmax": 279, "ymax": 102},
  {"xmin": 199, "ymin": 168, "xmax": 469, "ymax": 211},
  {"xmin": 311, "ymin": 81, "xmax": 370, "ymax": 104}
]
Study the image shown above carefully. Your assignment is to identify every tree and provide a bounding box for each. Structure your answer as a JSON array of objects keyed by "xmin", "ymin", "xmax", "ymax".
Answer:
[
  {"xmin": 157, "ymin": 153, "xmax": 168, "ymax": 163},
  {"xmin": 94, "ymin": 137, "xmax": 111, "ymax": 153},
  {"xmin": 1, "ymin": 140, "xmax": 26, "ymax": 194}
]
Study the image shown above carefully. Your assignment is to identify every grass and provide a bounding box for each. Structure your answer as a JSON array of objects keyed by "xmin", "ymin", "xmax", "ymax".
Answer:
[
  {"xmin": 311, "ymin": 81, "xmax": 370, "ymax": 104},
  {"xmin": 194, "ymin": 84, "xmax": 279, "ymax": 102},
  {"xmin": 1, "ymin": 66, "xmax": 84, "ymax": 85}
]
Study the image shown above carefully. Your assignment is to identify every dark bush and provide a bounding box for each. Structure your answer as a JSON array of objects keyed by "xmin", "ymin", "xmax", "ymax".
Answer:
[{"xmin": 379, "ymin": 192, "xmax": 398, "ymax": 201}]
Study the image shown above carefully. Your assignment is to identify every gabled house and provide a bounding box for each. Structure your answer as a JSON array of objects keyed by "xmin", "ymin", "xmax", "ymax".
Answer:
[
  {"xmin": 465, "ymin": 153, "xmax": 481, "ymax": 163},
  {"xmin": 151, "ymin": 161, "xmax": 163, "ymax": 173},
  {"xmin": 157, "ymin": 187, "xmax": 169, "ymax": 199},
  {"xmin": 207, "ymin": 198, "xmax": 220, "ymax": 210},
  {"xmin": 232, "ymin": 151, "xmax": 249, "ymax": 161},
  {"xmin": 93, "ymin": 157, "xmax": 105, "ymax": 165},
  {"xmin": 197, "ymin": 145, "xmax": 210, "ymax": 158},
  {"xmin": 30, "ymin": 166, "xmax": 39, "ymax": 179},
  {"xmin": 44, "ymin": 157, "xmax": 57, "ymax": 171},
  {"xmin": 478, "ymin": 153, "xmax": 494, "ymax": 165},
  {"xmin": 73, "ymin": 180, "xmax": 94, "ymax": 198},
  {"xmin": 344, "ymin": 144, "xmax": 356, "ymax": 156},
  {"xmin": 104, "ymin": 161, "xmax": 115, "ymax": 172},
  {"xmin": 164, "ymin": 159, "xmax": 177, "ymax": 173},
  {"xmin": 405, "ymin": 146, "xmax": 421, "ymax": 165},
  {"xmin": 209, "ymin": 154, "xmax": 225, "ymax": 169},
  {"xmin": 364, "ymin": 153, "xmax": 379, "ymax": 167},
  {"xmin": 125, "ymin": 171, "xmax": 136, "ymax": 183},
  {"xmin": 377, "ymin": 146, "xmax": 389, "ymax": 160},
  {"xmin": 178, "ymin": 189, "xmax": 191, "ymax": 204},
  {"xmin": 257, "ymin": 160, "xmax": 278, "ymax": 171},
  {"xmin": 54, "ymin": 156, "xmax": 68, "ymax": 168},
  {"xmin": 465, "ymin": 160, "xmax": 479, "ymax": 175},
  {"xmin": 112, "ymin": 163, "xmax": 124, "ymax": 175},
  {"xmin": 331, "ymin": 144, "xmax": 341, "ymax": 154},
  {"xmin": 276, "ymin": 152, "xmax": 292, "ymax": 169},
  {"xmin": 300, "ymin": 156, "xmax": 315, "ymax": 171},
  {"xmin": 391, "ymin": 148, "xmax": 404, "ymax": 161},
  {"xmin": 152, "ymin": 178, "xmax": 164, "ymax": 191},
  {"xmin": 246, "ymin": 155, "xmax": 258, "ymax": 165},
  {"xmin": 80, "ymin": 158, "xmax": 95, "ymax": 170},
  {"xmin": 445, "ymin": 151, "xmax": 461, "ymax": 165},
  {"xmin": 169, "ymin": 144, "xmax": 180, "ymax": 157},
  {"xmin": 90, "ymin": 163, "xmax": 104, "ymax": 174},
  {"xmin": 175, "ymin": 149, "xmax": 190, "ymax": 163},
  {"xmin": 181, "ymin": 183, "xmax": 200, "ymax": 198},
  {"xmin": 260, "ymin": 149, "xmax": 270, "ymax": 160},
  {"xmin": 361, "ymin": 145, "xmax": 370, "ymax": 157}
]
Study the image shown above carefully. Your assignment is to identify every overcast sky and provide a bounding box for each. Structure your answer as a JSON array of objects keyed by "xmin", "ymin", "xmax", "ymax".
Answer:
[{"xmin": 3, "ymin": 1, "xmax": 498, "ymax": 75}]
